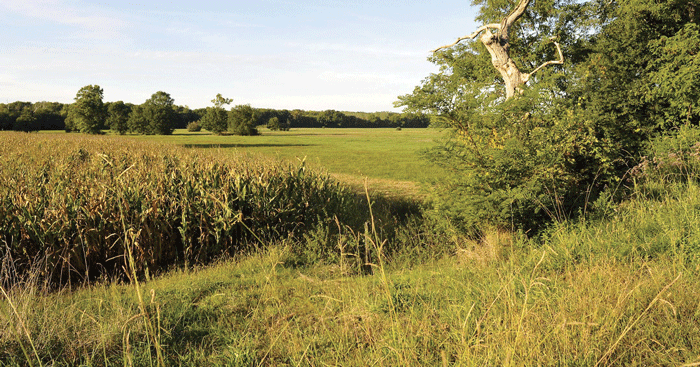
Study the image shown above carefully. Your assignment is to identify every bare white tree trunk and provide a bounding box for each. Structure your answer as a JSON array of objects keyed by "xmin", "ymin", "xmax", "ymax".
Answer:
[{"xmin": 434, "ymin": 0, "xmax": 563, "ymax": 99}]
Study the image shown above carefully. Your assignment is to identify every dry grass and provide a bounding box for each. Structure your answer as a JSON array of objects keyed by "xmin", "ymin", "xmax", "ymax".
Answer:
[
  {"xmin": 0, "ymin": 131, "xmax": 359, "ymax": 285},
  {"xmin": 330, "ymin": 173, "xmax": 425, "ymax": 200},
  {"xmin": 455, "ymin": 228, "xmax": 514, "ymax": 266}
]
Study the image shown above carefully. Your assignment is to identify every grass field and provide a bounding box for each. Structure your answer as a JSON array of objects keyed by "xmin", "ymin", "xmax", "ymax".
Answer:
[
  {"xmin": 126, "ymin": 128, "xmax": 450, "ymax": 198},
  {"xmin": 4, "ymin": 130, "xmax": 700, "ymax": 366}
]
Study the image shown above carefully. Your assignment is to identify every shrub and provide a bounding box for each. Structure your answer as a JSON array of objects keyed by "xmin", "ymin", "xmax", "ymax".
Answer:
[
  {"xmin": 629, "ymin": 125, "xmax": 700, "ymax": 191},
  {"xmin": 424, "ymin": 95, "xmax": 621, "ymax": 236},
  {"xmin": 228, "ymin": 105, "xmax": 259, "ymax": 136},
  {"xmin": 186, "ymin": 120, "xmax": 202, "ymax": 132}
]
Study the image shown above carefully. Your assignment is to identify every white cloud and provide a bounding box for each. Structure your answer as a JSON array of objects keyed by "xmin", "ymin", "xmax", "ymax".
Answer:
[
  {"xmin": 0, "ymin": 0, "xmax": 127, "ymax": 39},
  {"xmin": 0, "ymin": 1, "xmax": 460, "ymax": 111},
  {"xmin": 294, "ymin": 41, "xmax": 424, "ymax": 59},
  {"xmin": 319, "ymin": 71, "xmax": 402, "ymax": 85}
]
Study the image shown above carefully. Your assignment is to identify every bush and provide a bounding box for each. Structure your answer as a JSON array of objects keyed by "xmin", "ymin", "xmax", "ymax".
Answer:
[
  {"xmin": 630, "ymin": 125, "xmax": 700, "ymax": 189},
  {"xmin": 229, "ymin": 105, "xmax": 259, "ymax": 136},
  {"xmin": 186, "ymin": 120, "xmax": 202, "ymax": 132},
  {"xmin": 424, "ymin": 94, "xmax": 621, "ymax": 236},
  {"xmin": 267, "ymin": 117, "xmax": 290, "ymax": 131}
]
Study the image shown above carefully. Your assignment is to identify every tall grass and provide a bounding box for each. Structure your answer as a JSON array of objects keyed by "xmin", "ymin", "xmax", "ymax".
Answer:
[
  {"xmin": 2, "ymin": 129, "xmax": 700, "ymax": 365},
  {"xmin": 2, "ymin": 221, "xmax": 698, "ymax": 365}
]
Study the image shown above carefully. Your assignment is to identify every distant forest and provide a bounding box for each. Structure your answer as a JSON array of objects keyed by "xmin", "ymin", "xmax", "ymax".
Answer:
[{"xmin": 0, "ymin": 100, "xmax": 432, "ymax": 133}]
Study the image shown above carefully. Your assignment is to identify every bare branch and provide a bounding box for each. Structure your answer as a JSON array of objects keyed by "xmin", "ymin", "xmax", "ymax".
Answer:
[
  {"xmin": 432, "ymin": 24, "xmax": 501, "ymax": 52},
  {"xmin": 522, "ymin": 40, "xmax": 564, "ymax": 84},
  {"xmin": 499, "ymin": 0, "xmax": 531, "ymax": 39},
  {"xmin": 505, "ymin": 0, "xmax": 532, "ymax": 29}
]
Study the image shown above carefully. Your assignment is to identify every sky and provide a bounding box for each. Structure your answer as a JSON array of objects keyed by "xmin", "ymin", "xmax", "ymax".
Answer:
[{"xmin": 0, "ymin": 0, "xmax": 479, "ymax": 112}]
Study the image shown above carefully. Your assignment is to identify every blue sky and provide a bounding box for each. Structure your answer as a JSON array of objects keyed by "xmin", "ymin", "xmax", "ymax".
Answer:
[{"xmin": 0, "ymin": 0, "xmax": 478, "ymax": 112}]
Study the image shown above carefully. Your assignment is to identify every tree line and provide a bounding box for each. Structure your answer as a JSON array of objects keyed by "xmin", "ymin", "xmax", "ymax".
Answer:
[
  {"xmin": 253, "ymin": 108, "xmax": 431, "ymax": 131},
  {"xmin": 1, "ymin": 87, "xmax": 432, "ymax": 135}
]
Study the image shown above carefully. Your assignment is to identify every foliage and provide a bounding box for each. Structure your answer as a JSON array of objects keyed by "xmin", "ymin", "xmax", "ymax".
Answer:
[
  {"xmin": 0, "ymin": 102, "xmax": 66, "ymax": 132},
  {"xmin": 646, "ymin": 22, "xmax": 700, "ymax": 126},
  {"xmin": 397, "ymin": 0, "xmax": 700, "ymax": 234},
  {"xmin": 575, "ymin": 0, "xmax": 700, "ymax": 151},
  {"xmin": 127, "ymin": 104, "xmax": 148, "ymax": 134},
  {"xmin": 33, "ymin": 102, "xmax": 65, "ymax": 130},
  {"xmin": 186, "ymin": 120, "xmax": 202, "ymax": 132},
  {"xmin": 61, "ymin": 104, "xmax": 76, "ymax": 132},
  {"xmin": 106, "ymin": 101, "xmax": 131, "ymax": 135},
  {"xmin": 1, "ymin": 101, "xmax": 430, "ymax": 133},
  {"xmin": 252, "ymin": 108, "xmax": 432, "ymax": 129},
  {"xmin": 173, "ymin": 105, "xmax": 203, "ymax": 129},
  {"xmin": 142, "ymin": 91, "xmax": 176, "ymax": 135},
  {"xmin": 13, "ymin": 110, "xmax": 39, "ymax": 133},
  {"xmin": 318, "ymin": 109, "xmax": 346, "ymax": 127},
  {"xmin": 71, "ymin": 85, "xmax": 106, "ymax": 134},
  {"xmin": 228, "ymin": 104, "xmax": 259, "ymax": 136},
  {"xmin": 421, "ymin": 94, "xmax": 619, "ymax": 234},
  {"xmin": 629, "ymin": 125, "xmax": 700, "ymax": 194},
  {"xmin": 266, "ymin": 116, "xmax": 290, "ymax": 131},
  {"xmin": 201, "ymin": 94, "xmax": 232, "ymax": 135}
]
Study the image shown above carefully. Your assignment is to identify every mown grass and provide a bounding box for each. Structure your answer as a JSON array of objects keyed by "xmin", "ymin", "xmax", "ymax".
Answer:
[
  {"xmin": 4, "ymin": 130, "xmax": 700, "ymax": 365},
  {"xmin": 122, "ymin": 128, "xmax": 449, "ymax": 198}
]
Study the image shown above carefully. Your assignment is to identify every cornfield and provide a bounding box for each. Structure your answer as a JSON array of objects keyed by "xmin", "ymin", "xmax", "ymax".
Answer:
[{"xmin": 0, "ymin": 132, "xmax": 355, "ymax": 285}]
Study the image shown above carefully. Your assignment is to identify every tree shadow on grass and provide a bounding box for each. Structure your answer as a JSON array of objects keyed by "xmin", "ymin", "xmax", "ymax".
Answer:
[{"xmin": 183, "ymin": 143, "xmax": 317, "ymax": 148}]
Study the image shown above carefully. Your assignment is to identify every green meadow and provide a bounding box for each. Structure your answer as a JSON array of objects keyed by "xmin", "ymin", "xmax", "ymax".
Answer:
[
  {"xmin": 125, "ymin": 128, "xmax": 450, "ymax": 198},
  {"xmin": 2, "ymin": 130, "xmax": 700, "ymax": 366}
]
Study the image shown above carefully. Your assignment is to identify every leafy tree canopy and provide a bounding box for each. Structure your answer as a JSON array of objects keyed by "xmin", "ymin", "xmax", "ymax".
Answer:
[
  {"xmin": 142, "ymin": 91, "xmax": 176, "ymax": 135},
  {"xmin": 107, "ymin": 101, "xmax": 131, "ymax": 135},
  {"xmin": 72, "ymin": 85, "xmax": 105, "ymax": 134},
  {"xmin": 397, "ymin": 0, "xmax": 700, "ymax": 234},
  {"xmin": 202, "ymin": 94, "xmax": 232, "ymax": 135},
  {"xmin": 228, "ymin": 104, "xmax": 259, "ymax": 136}
]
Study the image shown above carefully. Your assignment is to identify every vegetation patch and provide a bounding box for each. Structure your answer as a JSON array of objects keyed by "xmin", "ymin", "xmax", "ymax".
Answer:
[{"xmin": 0, "ymin": 132, "xmax": 361, "ymax": 285}]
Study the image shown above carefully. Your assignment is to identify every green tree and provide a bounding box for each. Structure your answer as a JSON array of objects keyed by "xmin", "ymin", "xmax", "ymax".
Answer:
[
  {"xmin": 142, "ymin": 91, "xmax": 176, "ymax": 135},
  {"xmin": 127, "ymin": 105, "xmax": 148, "ymax": 134},
  {"xmin": 0, "ymin": 107, "xmax": 10, "ymax": 130},
  {"xmin": 3, "ymin": 102, "xmax": 34, "ymax": 132},
  {"xmin": 228, "ymin": 104, "xmax": 258, "ymax": 136},
  {"xmin": 432, "ymin": 0, "xmax": 565, "ymax": 100},
  {"xmin": 578, "ymin": 0, "xmax": 700, "ymax": 147},
  {"xmin": 267, "ymin": 116, "xmax": 280, "ymax": 131},
  {"xmin": 267, "ymin": 115, "xmax": 291, "ymax": 131},
  {"xmin": 186, "ymin": 120, "xmax": 202, "ymax": 132},
  {"xmin": 398, "ymin": 0, "xmax": 700, "ymax": 234},
  {"xmin": 396, "ymin": 0, "xmax": 611, "ymax": 233},
  {"xmin": 174, "ymin": 105, "xmax": 202, "ymax": 129},
  {"xmin": 318, "ymin": 110, "xmax": 346, "ymax": 127},
  {"xmin": 31, "ymin": 101, "xmax": 65, "ymax": 130},
  {"xmin": 72, "ymin": 85, "xmax": 105, "ymax": 134},
  {"xmin": 106, "ymin": 101, "xmax": 131, "ymax": 135},
  {"xmin": 13, "ymin": 109, "xmax": 39, "ymax": 132},
  {"xmin": 202, "ymin": 94, "xmax": 232, "ymax": 135},
  {"xmin": 60, "ymin": 104, "xmax": 76, "ymax": 132}
]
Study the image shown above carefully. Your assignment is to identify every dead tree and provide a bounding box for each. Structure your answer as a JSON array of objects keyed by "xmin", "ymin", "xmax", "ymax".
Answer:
[{"xmin": 433, "ymin": 0, "xmax": 564, "ymax": 99}]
